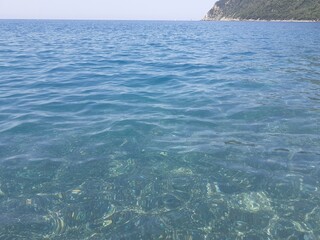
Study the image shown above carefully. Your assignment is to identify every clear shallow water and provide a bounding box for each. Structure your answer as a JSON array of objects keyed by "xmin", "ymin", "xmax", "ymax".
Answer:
[{"xmin": 0, "ymin": 20, "xmax": 319, "ymax": 239}]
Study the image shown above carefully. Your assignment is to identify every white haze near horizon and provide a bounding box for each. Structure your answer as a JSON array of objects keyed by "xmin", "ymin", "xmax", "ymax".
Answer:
[{"xmin": 0, "ymin": 0, "xmax": 216, "ymax": 20}]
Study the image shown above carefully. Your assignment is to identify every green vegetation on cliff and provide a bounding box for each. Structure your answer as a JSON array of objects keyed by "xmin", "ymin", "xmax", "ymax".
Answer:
[{"xmin": 204, "ymin": 0, "xmax": 320, "ymax": 21}]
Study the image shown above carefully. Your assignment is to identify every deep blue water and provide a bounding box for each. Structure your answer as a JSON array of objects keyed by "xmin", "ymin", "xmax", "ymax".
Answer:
[{"xmin": 0, "ymin": 20, "xmax": 320, "ymax": 239}]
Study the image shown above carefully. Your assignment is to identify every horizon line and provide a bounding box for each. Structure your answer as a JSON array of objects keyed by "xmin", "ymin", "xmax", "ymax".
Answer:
[
  {"xmin": 1, "ymin": 18, "xmax": 318, "ymax": 23},
  {"xmin": 0, "ymin": 18, "xmax": 201, "ymax": 22}
]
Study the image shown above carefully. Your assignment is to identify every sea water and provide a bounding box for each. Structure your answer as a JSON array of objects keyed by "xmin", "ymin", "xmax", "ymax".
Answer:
[{"xmin": 0, "ymin": 20, "xmax": 319, "ymax": 239}]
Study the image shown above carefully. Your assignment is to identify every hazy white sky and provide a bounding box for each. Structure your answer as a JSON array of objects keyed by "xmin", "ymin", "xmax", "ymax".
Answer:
[{"xmin": 0, "ymin": 0, "xmax": 216, "ymax": 20}]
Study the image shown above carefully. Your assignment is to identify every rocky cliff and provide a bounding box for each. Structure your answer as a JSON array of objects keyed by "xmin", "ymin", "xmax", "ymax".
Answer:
[{"xmin": 204, "ymin": 0, "xmax": 320, "ymax": 21}]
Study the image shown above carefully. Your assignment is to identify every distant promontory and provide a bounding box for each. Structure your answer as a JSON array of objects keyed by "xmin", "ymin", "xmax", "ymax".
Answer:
[{"xmin": 203, "ymin": 0, "xmax": 320, "ymax": 21}]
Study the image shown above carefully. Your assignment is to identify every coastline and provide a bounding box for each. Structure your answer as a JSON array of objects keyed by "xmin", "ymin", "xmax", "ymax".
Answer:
[{"xmin": 202, "ymin": 17, "xmax": 319, "ymax": 23}]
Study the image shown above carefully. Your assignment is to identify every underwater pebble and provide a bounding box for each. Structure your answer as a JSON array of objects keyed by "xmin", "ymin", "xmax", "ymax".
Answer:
[
  {"xmin": 103, "ymin": 220, "xmax": 112, "ymax": 227},
  {"xmin": 26, "ymin": 199, "xmax": 32, "ymax": 205},
  {"xmin": 231, "ymin": 191, "xmax": 273, "ymax": 213},
  {"xmin": 160, "ymin": 152, "xmax": 168, "ymax": 157},
  {"xmin": 72, "ymin": 189, "xmax": 81, "ymax": 194}
]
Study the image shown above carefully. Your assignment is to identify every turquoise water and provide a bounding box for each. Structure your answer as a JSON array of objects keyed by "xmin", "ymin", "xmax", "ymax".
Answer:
[{"xmin": 0, "ymin": 20, "xmax": 319, "ymax": 239}]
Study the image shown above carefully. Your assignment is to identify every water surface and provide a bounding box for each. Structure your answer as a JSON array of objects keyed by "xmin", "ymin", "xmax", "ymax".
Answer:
[{"xmin": 0, "ymin": 20, "xmax": 320, "ymax": 239}]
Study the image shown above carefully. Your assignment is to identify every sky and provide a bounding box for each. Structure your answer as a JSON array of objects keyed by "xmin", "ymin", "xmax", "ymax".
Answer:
[{"xmin": 0, "ymin": 0, "xmax": 216, "ymax": 20}]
